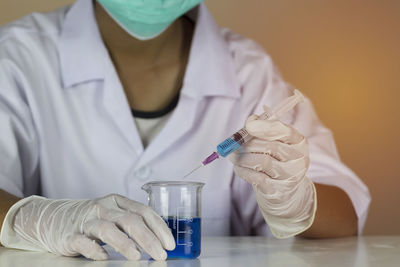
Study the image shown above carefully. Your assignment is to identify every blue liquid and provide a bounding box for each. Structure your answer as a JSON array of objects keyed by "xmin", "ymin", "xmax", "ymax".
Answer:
[
  {"xmin": 217, "ymin": 138, "xmax": 241, "ymax": 157},
  {"xmin": 164, "ymin": 217, "xmax": 201, "ymax": 259}
]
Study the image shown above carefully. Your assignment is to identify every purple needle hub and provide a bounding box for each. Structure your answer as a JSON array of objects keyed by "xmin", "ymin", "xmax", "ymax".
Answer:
[{"xmin": 202, "ymin": 152, "xmax": 220, "ymax": 165}]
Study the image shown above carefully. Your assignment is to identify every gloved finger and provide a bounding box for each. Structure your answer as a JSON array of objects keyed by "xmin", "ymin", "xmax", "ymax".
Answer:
[
  {"xmin": 253, "ymin": 176, "xmax": 316, "ymax": 218},
  {"xmin": 233, "ymin": 165, "xmax": 287, "ymax": 195},
  {"xmin": 69, "ymin": 234, "xmax": 108, "ymax": 261},
  {"xmin": 236, "ymin": 137, "xmax": 308, "ymax": 161},
  {"xmin": 231, "ymin": 152, "xmax": 278, "ymax": 178},
  {"xmin": 233, "ymin": 165, "xmax": 304, "ymax": 196},
  {"xmin": 229, "ymin": 152, "xmax": 309, "ymax": 180},
  {"xmin": 233, "ymin": 165, "xmax": 268, "ymax": 186},
  {"xmin": 245, "ymin": 118, "xmax": 304, "ymax": 144},
  {"xmin": 262, "ymin": 105, "xmax": 273, "ymax": 116},
  {"xmin": 83, "ymin": 219, "xmax": 141, "ymax": 261},
  {"xmin": 115, "ymin": 196, "xmax": 175, "ymax": 251},
  {"xmin": 104, "ymin": 210, "xmax": 168, "ymax": 261},
  {"xmin": 247, "ymin": 114, "xmax": 259, "ymax": 122}
]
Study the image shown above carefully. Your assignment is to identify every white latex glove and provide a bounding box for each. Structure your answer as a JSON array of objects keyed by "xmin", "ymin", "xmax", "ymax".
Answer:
[
  {"xmin": 0, "ymin": 194, "xmax": 175, "ymax": 260},
  {"xmin": 230, "ymin": 111, "xmax": 317, "ymax": 238}
]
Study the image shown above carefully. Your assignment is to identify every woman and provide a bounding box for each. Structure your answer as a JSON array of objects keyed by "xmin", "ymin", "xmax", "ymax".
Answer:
[{"xmin": 0, "ymin": 0, "xmax": 370, "ymax": 261}]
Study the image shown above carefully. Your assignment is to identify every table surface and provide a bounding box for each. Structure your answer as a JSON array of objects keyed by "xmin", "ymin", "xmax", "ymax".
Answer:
[{"xmin": 1, "ymin": 236, "xmax": 399, "ymax": 267}]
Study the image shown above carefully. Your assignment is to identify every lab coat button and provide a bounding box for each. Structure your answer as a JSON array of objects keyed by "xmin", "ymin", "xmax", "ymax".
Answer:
[{"xmin": 135, "ymin": 166, "xmax": 151, "ymax": 181}]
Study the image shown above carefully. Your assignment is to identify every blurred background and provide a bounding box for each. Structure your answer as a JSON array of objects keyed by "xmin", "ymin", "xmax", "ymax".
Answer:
[{"xmin": 0, "ymin": 0, "xmax": 398, "ymax": 235}]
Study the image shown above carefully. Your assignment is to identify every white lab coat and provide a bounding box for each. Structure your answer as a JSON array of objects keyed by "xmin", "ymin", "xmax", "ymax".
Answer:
[{"xmin": 0, "ymin": 0, "xmax": 370, "ymax": 236}]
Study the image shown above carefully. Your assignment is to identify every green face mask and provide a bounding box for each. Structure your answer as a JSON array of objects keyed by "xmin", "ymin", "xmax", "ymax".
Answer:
[{"xmin": 97, "ymin": 0, "xmax": 204, "ymax": 40}]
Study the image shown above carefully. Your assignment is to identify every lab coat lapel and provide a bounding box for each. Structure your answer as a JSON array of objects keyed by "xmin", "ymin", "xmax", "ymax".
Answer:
[
  {"xmin": 59, "ymin": 0, "xmax": 144, "ymax": 155},
  {"xmin": 101, "ymin": 62, "xmax": 144, "ymax": 155},
  {"xmin": 135, "ymin": 95, "xmax": 200, "ymax": 167}
]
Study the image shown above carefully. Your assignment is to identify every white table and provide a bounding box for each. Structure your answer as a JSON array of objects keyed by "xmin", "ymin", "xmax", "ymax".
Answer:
[{"xmin": 1, "ymin": 236, "xmax": 399, "ymax": 267}]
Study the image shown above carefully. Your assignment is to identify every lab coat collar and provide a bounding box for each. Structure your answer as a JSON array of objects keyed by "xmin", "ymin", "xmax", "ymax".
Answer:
[
  {"xmin": 59, "ymin": 0, "xmax": 107, "ymax": 88},
  {"xmin": 181, "ymin": 4, "xmax": 242, "ymax": 99},
  {"xmin": 59, "ymin": 0, "xmax": 241, "ymax": 99}
]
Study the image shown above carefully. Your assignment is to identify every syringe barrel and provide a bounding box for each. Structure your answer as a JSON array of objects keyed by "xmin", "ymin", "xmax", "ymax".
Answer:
[{"xmin": 216, "ymin": 128, "xmax": 253, "ymax": 157}]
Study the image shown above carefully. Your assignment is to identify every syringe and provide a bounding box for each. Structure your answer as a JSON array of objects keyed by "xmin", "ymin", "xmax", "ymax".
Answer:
[{"xmin": 183, "ymin": 89, "xmax": 305, "ymax": 178}]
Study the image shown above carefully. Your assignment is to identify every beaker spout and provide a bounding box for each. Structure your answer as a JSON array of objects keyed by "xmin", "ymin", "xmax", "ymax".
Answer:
[{"xmin": 141, "ymin": 184, "xmax": 150, "ymax": 193}]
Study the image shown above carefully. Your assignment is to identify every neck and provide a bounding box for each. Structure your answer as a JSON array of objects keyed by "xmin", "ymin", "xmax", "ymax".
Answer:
[{"xmin": 94, "ymin": 2, "xmax": 194, "ymax": 111}]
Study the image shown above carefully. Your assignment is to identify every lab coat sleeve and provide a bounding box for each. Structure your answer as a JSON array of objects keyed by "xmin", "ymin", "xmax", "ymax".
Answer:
[
  {"xmin": 249, "ymin": 67, "xmax": 370, "ymax": 235},
  {"xmin": 290, "ymin": 96, "xmax": 371, "ymax": 234},
  {"xmin": 226, "ymin": 32, "xmax": 370, "ymax": 235},
  {"xmin": 0, "ymin": 58, "xmax": 40, "ymax": 198}
]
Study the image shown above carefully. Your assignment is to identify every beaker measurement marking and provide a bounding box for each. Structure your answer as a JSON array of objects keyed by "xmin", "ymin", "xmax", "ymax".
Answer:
[{"xmin": 176, "ymin": 207, "xmax": 193, "ymax": 246}]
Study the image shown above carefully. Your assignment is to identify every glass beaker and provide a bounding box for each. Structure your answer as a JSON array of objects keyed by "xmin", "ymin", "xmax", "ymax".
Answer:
[{"xmin": 141, "ymin": 181, "xmax": 205, "ymax": 259}]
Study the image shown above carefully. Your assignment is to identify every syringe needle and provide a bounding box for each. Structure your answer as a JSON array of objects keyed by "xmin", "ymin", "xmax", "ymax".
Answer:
[
  {"xmin": 182, "ymin": 152, "xmax": 220, "ymax": 179},
  {"xmin": 182, "ymin": 164, "xmax": 203, "ymax": 179}
]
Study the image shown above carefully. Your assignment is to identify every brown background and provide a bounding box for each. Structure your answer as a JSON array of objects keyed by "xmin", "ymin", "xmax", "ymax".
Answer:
[{"xmin": 0, "ymin": 0, "xmax": 398, "ymax": 235}]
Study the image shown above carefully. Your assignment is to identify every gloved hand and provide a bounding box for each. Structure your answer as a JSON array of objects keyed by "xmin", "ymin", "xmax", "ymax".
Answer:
[
  {"xmin": 0, "ymin": 194, "xmax": 175, "ymax": 260},
  {"xmin": 230, "ymin": 109, "xmax": 317, "ymax": 238}
]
